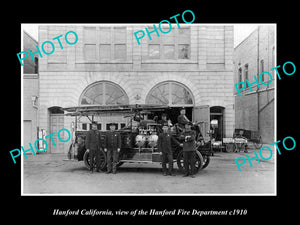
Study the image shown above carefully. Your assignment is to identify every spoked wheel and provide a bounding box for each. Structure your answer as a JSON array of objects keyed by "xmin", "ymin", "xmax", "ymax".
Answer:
[
  {"xmin": 254, "ymin": 136, "xmax": 263, "ymax": 149},
  {"xmin": 83, "ymin": 149, "xmax": 107, "ymax": 171},
  {"xmin": 176, "ymin": 150, "xmax": 204, "ymax": 174},
  {"xmin": 202, "ymin": 154, "xmax": 210, "ymax": 169},
  {"xmin": 117, "ymin": 162, "xmax": 124, "ymax": 168}
]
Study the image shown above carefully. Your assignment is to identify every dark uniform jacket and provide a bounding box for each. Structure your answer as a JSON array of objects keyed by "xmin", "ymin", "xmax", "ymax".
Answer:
[
  {"xmin": 180, "ymin": 130, "xmax": 196, "ymax": 152},
  {"xmin": 158, "ymin": 119, "xmax": 168, "ymax": 127},
  {"xmin": 157, "ymin": 119, "xmax": 168, "ymax": 133},
  {"xmin": 85, "ymin": 129, "xmax": 101, "ymax": 150},
  {"xmin": 177, "ymin": 115, "xmax": 191, "ymax": 128},
  {"xmin": 105, "ymin": 131, "xmax": 122, "ymax": 151},
  {"xmin": 157, "ymin": 133, "xmax": 180, "ymax": 154}
]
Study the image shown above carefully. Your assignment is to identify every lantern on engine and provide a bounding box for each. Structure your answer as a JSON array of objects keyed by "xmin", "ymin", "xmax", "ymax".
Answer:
[
  {"xmin": 148, "ymin": 134, "xmax": 158, "ymax": 148},
  {"xmin": 135, "ymin": 134, "xmax": 146, "ymax": 147}
]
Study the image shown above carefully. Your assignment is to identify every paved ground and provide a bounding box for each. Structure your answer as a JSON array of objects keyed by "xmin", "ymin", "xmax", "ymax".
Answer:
[{"xmin": 23, "ymin": 146, "xmax": 275, "ymax": 195}]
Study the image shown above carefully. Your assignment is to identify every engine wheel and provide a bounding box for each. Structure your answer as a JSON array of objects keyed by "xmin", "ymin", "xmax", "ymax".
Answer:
[
  {"xmin": 83, "ymin": 149, "xmax": 107, "ymax": 171},
  {"xmin": 201, "ymin": 154, "xmax": 210, "ymax": 169},
  {"xmin": 254, "ymin": 136, "xmax": 263, "ymax": 149},
  {"xmin": 176, "ymin": 150, "xmax": 204, "ymax": 173}
]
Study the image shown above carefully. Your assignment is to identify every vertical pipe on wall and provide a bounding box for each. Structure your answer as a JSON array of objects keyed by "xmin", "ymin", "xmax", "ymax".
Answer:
[{"xmin": 257, "ymin": 26, "xmax": 260, "ymax": 133}]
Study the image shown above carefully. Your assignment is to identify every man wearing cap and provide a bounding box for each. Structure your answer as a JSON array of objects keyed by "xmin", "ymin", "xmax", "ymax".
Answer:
[
  {"xmin": 104, "ymin": 123, "xmax": 121, "ymax": 174},
  {"xmin": 85, "ymin": 121, "xmax": 101, "ymax": 173},
  {"xmin": 158, "ymin": 113, "xmax": 169, "ymax": 127},
  {"xmin": 157, "ymin": 125, "xmax": 180, "ymax": 176},
  {"xmin": 179, "ymin": 122, "xmax": 197, "ymax": 178},
  {"xmin": 157, "ymin": 113, "xmax": 169, "ymax": 133},
  {"xmin": 177, "ymin": 107, "xmax": 191, "ymax": 130}
]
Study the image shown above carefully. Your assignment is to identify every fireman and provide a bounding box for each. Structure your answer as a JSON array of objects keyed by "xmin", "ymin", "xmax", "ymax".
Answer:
[
  {"xmin": 179, "ymin": 122, "xmax": 197, "ymax": 178},
  {"xmin": 85, "ymin": 121, "xmax": 101, "ymax": 173},
  {"xmin": 177, "ymin": 107, "xmax": 191, "ymax": 130},
  {"xmin": 157, "ymin": 125, "xmax": 180, "ymax": 176},
  {"xmin": 104, "ymin": 123, "xmax": 122, "ymax": 174}
]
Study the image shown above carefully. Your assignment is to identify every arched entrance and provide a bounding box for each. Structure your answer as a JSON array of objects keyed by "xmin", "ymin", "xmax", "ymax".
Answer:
[
  {"xmin": 78, "ymin": 81, "xmax": 129, "ymax": 130},
  {"xmin": 79, "ymin": 81, "xmax": 129, "ymax": 106},
  {"xmin": 145, "ymin": 81, "xmax": 194, "ymax": 123}
]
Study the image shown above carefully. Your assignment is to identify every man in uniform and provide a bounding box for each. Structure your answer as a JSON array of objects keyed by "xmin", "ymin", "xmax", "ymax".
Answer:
[
  {"xmin": 157, "ymin": 125, "xmax": 180, "ymax": 176},
  {"xmin": 157, "ymin": 113, "xmax": 169, "ymax": 133},
  {"xmin": 104, "ymin": 123, "xmax": 121, "ymax": 174},
  {"xmin": 85, "ymin": 121, "xmax": 101, "ymax": 173},
  {"xmin": 179, "ymin": 122, "xmax": 197, "ymax": 178},
  {"xmin": 177, "ymin": 107, "xmax": 191, "ymax": 130},
  {"xmin": 158, "ymin": 113, "xmax": 169, "ymax": 127}
]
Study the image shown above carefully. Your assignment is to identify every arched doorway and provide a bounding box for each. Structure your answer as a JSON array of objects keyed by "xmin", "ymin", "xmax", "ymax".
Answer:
[
  {"xmin": 145, "ymin": 81, "xmax": 194, "ymax": 124},
  {"xmin": 79, "ymin": 81, "xmax": 129, "ymax": 106},
  {"xmin": 78, "ymin": 81, "xmax": 129, "ymax": 131}
]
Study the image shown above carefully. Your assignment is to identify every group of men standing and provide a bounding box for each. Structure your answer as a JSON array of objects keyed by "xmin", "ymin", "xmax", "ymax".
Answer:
[
  {"xmin": 157, "ymin": 107, "xmax": 197, "ymax": 178},
  {"xmin": 85, "ymin": 107, "xmax": 198, "ymax": 177},
  {"xmin": 85, "ymin": 122, "xmax": 121, "ymax": 174}
]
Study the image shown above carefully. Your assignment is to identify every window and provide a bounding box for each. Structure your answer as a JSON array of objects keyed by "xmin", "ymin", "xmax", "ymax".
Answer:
[
  {"xmin": 82, "ymin": 123, "xmax": 87, "ymax": 130},
  {"xmin": 84, "ymin": 27, "xmax": 96, "ymax": 43},
  {"xmin": 99, "ymin": 44, "xmax": 111, "ymax": 60},
  {"xmin": 83, "ymin": 26, "xmax": 127, "ymax": 61},
  {"xmin": 114, "ymin": 44, "xmax": 126, "ymax": 60},
  {"xmin": 178, "ymin": 28, "xmax": 190, "ymax": 42},
  {"xmin": 34, "ymin": 57, "xmax": 38, "ymax": 73},
  {"xmin": 106, "ymin": 123, "xmax": 119, "ymax": 131},
  {"xmin": 163, "ymin": 45, "xmax": 175, "ymax": 59},
  {"xmin": 99, "ymin": 27, "xmax": 111, "ymax": 43},
  {"xmin": 238, "ymin": 68, "xmax": 243, "ymax": 89},
  {"xmin": 244, "ymin": 64, "xmax": 249, "ymax": 88},
  {"xmin": 146, "ymin": 81, "xmax": 194, "ymax": 106},
  {"xmin": 84, "ymin": 27, "xmax": 96, "ymax": 60},
  {"xmin": 149, "ymin": 44, "xmax": 160, "ymax": 59},
  {"xmin": 85, "ymin": 44, "xmax": 97, "ymax": 60},
  {"xmin": 98, "ymin": 27, "xmax": 111, "ymax": 61},
  {"xmin": 146, "ymin": 27, "xmax": 191, "ymax": 60},
  {"xmin": 113, "ymin": 27, "xmax": 126, "ymax": 60},
  {"xmin": 178, "ymin": 44, "xmax": 189, "ymax": 59},
  {"xmin": 114, "ymin": 27, "xmax": 126, "ymax": 43},
  {"xmin": 79, "ymin": 81, "xmax": 129, "ymax": 106},
  {"xmin": 178, "ymin": 28, "xmax": 190, "ymax": 59}
]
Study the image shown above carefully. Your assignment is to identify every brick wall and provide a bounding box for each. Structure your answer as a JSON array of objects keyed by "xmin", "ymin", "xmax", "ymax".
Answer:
[{"xmin": 234, "ymin": 25, "xmax": 275, "ymax": 143}]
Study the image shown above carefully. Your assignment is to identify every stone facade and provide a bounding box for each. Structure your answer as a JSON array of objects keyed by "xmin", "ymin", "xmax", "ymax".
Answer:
[
  {"xmin": 38, "ymin": 24, "xmax": 234, "ymax": 154},
  {"xmin": 234, "ymin": 25, "xmax": 275, "ymax": 144}
]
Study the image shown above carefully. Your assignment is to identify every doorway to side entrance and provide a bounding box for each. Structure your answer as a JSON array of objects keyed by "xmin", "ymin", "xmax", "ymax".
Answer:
[
  {"xmin": 48, "ymin": 106, "xmax": 65, "ymax": 153},
  {"xmin": 210, "ymin": 106, "xmax": 224, "ymax": 141}
]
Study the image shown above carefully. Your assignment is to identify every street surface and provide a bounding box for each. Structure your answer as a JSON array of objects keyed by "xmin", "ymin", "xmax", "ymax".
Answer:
[{"xmin": 23, "ymin": 147, "xmax": 275, "ymax": 195}]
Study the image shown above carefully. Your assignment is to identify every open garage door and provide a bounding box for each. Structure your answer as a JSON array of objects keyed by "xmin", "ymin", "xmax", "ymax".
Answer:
[{"xmin": 193, "ymin": 105, "xmax": 210, "ymax": 141}]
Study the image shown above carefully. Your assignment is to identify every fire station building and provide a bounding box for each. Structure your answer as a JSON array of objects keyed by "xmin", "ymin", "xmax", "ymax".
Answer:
[{"xmin": 37, "ymin": 24, "xmax": 234, "ymax": 154}]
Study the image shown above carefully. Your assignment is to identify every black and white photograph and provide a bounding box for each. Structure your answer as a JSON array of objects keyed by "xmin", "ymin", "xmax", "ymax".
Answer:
[
  {"xmin": 6, "ymin": 4, "xmax": 299, "ymax": 223},
  {"xmin": 20, "ymin": 23, "xmax": 277, "ymax": 195}
]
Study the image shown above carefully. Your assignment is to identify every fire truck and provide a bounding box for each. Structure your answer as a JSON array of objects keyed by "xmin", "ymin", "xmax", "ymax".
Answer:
[{"xmin": 63, "ymin": 104, "xmax": 212, "ymax": 173}]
